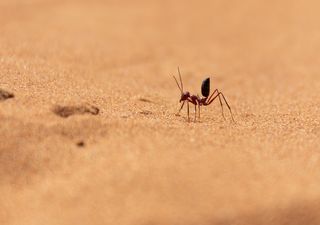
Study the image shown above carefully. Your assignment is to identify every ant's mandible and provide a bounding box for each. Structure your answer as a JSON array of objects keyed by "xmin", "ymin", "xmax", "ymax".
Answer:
[{"xmin": 173, "ymin": 67, "xmax": 235, "ymax": 122}]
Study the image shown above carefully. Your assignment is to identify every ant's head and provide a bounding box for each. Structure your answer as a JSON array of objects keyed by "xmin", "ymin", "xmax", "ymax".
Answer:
[
  {"xmin": 173, "ymin": 67, "xmax": 188, "ymax": 102},
  {"xmin": 180, "ymin": 91, "xmax": 190, "ymax": 102}
]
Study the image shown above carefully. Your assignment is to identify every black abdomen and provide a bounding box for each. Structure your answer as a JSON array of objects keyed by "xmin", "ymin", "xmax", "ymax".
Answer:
[{"xmin": 201, "ymin": 77, "xmax": 210, "ymax": 97}]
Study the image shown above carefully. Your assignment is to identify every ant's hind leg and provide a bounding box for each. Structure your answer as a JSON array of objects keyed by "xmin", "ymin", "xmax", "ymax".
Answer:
[
  {"xmin": 219, "ymin": 92, "xmax": 235, "ymax": 122},
  {"xmin": 218, "ymin": 94, "xmax": 226, "ymax": 120},
  {"xmin": 206, "ymin": 92, "xmax": 234, "ymax": 122},
  {"xmin": 194, "ymin": 104, "xmax": 197, "ymax": 122},
  {"xmin": 198, "ymin": 105, "xmax": 201, "ymax": 120}
]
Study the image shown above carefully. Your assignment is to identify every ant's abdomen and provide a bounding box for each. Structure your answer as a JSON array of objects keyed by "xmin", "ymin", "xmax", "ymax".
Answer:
[{"xmin": 201, "ymin": 78, "xmax": 210, "ymax": 97}]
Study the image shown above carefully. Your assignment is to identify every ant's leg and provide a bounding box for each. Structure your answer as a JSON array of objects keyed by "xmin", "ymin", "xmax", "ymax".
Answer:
[
  {"xmin": 198, "ymin": 105, "xmax": 201, "ymax": 119},
  {"xmin": 207, "ymin": 89, "xmax": 219, "ymax": 103},
  {"xmin": 176, "ymin": 101, "xmax": 185, "ymax": 115},
  {"xmin": 187, "ymin": 101, "xmax": 190, "ymax": 122},
  {"xmin": 218, "ymin": 94, "xmax": 226, "ymax": 120},
  {"xmin": 206, "ymin": 92, "xmax": 231, "ymax": 121},
  {"xmin": 206, "ymin": 92, "xmax": 219, "ymax": 105},
  {"xmin": 219, "ymin": 92, "xmax": 235, "ymax": 122},
  {"xmin": 194, "ymin": 104, "xmax": 197, "ymax": 122}
]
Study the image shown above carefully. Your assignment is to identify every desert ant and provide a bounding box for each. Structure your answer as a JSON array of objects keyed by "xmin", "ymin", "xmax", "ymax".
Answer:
[{"xmin": 173, "ymin": 67, "xmax": 235, "ymax": 122}]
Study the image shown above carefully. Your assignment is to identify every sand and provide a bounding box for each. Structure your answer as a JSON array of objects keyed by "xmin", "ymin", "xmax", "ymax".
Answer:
[{"xmin": 1, "ymin": 0, "xmax": 320, "ymax": 224}]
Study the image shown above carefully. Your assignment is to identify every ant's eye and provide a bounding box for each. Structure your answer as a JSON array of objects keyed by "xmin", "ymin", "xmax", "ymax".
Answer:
[{"xmin": 201, "ymin": 78, "xmax": 210, "ymax": 97}]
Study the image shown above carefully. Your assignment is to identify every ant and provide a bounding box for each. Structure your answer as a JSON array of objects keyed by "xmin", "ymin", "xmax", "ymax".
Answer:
[{"xmin": 173, "ymin": 67, "xmax": 235, "ymax": 122}]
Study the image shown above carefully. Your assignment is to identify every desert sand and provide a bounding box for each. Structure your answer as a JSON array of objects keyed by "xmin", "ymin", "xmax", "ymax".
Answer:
[{"xmin": 1, "ymin": 0, "xmax": 320, "ymax": 224}]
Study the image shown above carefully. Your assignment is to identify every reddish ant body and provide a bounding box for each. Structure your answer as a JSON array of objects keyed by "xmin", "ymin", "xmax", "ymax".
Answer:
[{"xmin": 173, "ymin": 67, "xmax": 234, "ymax": 122}]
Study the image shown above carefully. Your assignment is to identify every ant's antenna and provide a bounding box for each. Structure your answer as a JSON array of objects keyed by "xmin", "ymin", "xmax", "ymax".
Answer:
[
  {"xmin": 173, "ymin": 75, "xmax": 182, "ymax": 94},
  {"xmin": 177, "ymin": 67, "xmax": 183, "ymax": 92}
]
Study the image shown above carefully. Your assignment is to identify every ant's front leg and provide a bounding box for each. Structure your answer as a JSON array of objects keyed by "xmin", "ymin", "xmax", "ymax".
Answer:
[{"xmin": 175, "ymin": 101, "xmax": 185, "ymax": 116}]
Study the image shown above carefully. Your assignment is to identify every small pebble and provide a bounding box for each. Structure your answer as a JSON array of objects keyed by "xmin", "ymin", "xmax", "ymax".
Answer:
[{"xmin": 76, "ymin": 141, "xmax": 85, "ymax": 147}]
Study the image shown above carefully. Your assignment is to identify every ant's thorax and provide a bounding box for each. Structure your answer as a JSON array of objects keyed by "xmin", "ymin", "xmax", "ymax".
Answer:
[
  {"xmin": 181, "ymin": 92, "xmax": 208, "ymax": 106},
  {"xmin": 198, "ymin": 96, "xmax": 208, "ymax": 105},
  {"xmin": 193, "ymin": 95, "xmax": 207, "ymax": 105}
]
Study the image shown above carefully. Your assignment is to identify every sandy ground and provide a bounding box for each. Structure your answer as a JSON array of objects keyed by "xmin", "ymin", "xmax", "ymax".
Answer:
[{"xmin": 1, "ymin": 0, "xmax": 320, "ymax": 224}]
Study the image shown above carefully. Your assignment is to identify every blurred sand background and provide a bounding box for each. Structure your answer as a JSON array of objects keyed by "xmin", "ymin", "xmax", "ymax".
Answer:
[{"xmin": 1, "ymin": 0, "xmax": 320, "ymax": 224}]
